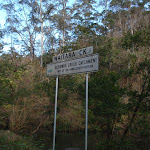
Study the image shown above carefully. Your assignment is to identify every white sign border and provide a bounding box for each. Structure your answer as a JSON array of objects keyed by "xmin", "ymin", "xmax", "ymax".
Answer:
[
  {"xmin": 52, "ymin": 46, "xmax": 93, "ymax": 63},
  {"xmin": 47, "ymin": 53, "xmax": 99, "ymax": 77}
]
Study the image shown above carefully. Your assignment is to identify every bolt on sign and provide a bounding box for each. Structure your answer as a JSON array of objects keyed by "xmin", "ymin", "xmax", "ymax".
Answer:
[
  {"xmin": 52, "ymin": 46, "xmax": 93, "ymax": 63},
  {"xmin": 47, "ymin": 54, "xmax": 99, "ymax": 76}
]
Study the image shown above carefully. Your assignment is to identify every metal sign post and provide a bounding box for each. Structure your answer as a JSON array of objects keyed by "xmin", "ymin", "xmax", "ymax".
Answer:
[
  {"xmin": 53, "ymin": 76, "xmax": 58, "ymax": 150},
  {"xmin": 85, "ymin": 73, "xmax": 88, "ymax": 150},
  {"xmin": 47, "ymin": 47, "xmax": 99, "ymax": 150}
]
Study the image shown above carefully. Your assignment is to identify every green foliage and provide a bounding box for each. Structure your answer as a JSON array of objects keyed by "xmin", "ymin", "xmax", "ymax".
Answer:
[
  {"xmin": 127, "ymin": 59, "xmax": 150, "ymax": 110},
  {"xmin": 122, "ymin": 27, "xmax": 150, "ymax": 49},
  {"xmin": 0, "ymin": 131, "xmax": 44, "ymax": 150},
  {"xmin": 0, "ymin": 54, "xmax": 26, "ymax": 105},
  {"xmin": 42, "ymin": 52, "xmax": 53, "ymax": 68},
  {"xmin": 0, "ymin": 0, "xmax": 150, "ymax": 148},
  {"xmin": 121, "ymin": 59, "xmax": 150, "ymax": 140},
  {"xmin": 89, "ymin": 71, "xmax": 125, "ymax": 116},
  {"xmin": 132, "ymin": 115, "xmax": 150, "ymax": 137},
  {"xmin": 96, "ymin": 138, "xmax": 136, "ymax": 150},
  {"xmin": 77, "ymin": 71, "xmax": 127, "ymax": 138}
]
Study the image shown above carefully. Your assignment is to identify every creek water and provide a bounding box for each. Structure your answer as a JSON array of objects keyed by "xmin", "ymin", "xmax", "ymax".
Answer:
[
  {"xmin": 34, "ymin": 132, "xmax": 150, "ymax": 150},
  {"xmin": 34, "ymin": 132, "xmax": 99, "ymax": 150}
]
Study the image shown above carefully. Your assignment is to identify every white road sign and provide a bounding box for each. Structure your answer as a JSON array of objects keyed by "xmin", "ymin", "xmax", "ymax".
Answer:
[
  {"xmin": 52, "ymin": 46, "xmax": 93, "ymax": 63},
  {"xmin": 47, "ymin": 54, "xmax": 99, "ymax": 76}
]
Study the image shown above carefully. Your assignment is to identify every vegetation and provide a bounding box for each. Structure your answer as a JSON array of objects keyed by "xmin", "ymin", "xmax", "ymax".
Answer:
[
  {"xmin": 0, "ymin": 0, "xmax": 150, "ymax": 149},
  {"xmin": 0, "ymin": 130, "xmax": 46, "ymax": 150}
]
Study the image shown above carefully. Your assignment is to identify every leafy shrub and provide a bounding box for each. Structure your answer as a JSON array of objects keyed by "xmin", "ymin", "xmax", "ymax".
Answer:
[{"xmin": 0, "ymin": 130, "xmax": 45, "ymax": 150}]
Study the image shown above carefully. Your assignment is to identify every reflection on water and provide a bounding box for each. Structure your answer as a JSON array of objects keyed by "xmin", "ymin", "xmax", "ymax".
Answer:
[
  {"xmin": 34, "ymin": 132, "xmax": 150, "ymax": 150},
  {"xmin": 34, "ymin": 132, "xmax": 98, "ymax": 150}
]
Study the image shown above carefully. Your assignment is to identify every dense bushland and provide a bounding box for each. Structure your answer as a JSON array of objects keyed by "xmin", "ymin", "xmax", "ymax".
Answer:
[{"xmin": 0, "ymin": 0, "xmax": 150, "ymax": 149}]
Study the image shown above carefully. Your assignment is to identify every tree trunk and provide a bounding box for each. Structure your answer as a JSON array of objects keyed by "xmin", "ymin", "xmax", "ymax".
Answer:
[
  {"xmin": 122, "ymin": 78, "xmax": 149, "ymax": 141},
  {"xmin": 122, "ymin": 96, "xmax": 143, "ymax": 141},
  {"xmin": 40, "ymin": 20, "xmax": 44, "ymax": 67},
  {"xmin": 40, "ymin": 0, "xmax": 44, "ymax": 67},
  {"xmin": 62, "ymin": 0, "xmax": 66, "ymax": 47},
  {"xmin": 29, "ymin": 34, "xmax": 34, "ymax": 61},
  {"xmin": 105, "ymin": 0, "xmax": 108, "ymax": 16}
]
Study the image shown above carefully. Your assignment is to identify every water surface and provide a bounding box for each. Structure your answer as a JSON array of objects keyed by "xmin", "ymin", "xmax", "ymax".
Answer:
[{"xmin": 34, "ymin": 132, "xmax": 98, "ymax": 150}]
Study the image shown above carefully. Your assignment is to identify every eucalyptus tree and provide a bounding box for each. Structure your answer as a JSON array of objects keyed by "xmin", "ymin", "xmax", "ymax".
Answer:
[
  {"xmin": 1, "ymin": 0, "xmax": 57, "ymax": 66},
  {"xmin": 121, "ymin": 59, "xmax": 150, "ymax": 140},
  {"xmin": 51, "ymin": 0, "xmax": 73, "ymax": 53},
  {"xmin": 107, "ymin": 0, "xmax": 150, "ymax": 36},
  {"xmin": 19, "ymin": 0, "xmax": 56, "ymax": 67},
  {"xmin": 98, "ymin": 0, "xmax": 150, "ymax": 70},
  {"xmin": 71, "ymin": 0, "xmax": 100, "ymax": 48},
  {"xmin": 1, "ymin": 0, "xmax": 36, "ymax": 60},
  {"xmin": 0, "ymin": 29, "xmax": 4, "ymax": 53},
  {"xmin": 2, "ymin": 1, "xmax": 18, "ymax": 54}
]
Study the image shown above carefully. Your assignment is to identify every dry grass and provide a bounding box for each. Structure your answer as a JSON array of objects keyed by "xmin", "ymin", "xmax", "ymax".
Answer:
[{"xmin": 9, "ymin": 95, "xmax": 53, "ymax": 134}]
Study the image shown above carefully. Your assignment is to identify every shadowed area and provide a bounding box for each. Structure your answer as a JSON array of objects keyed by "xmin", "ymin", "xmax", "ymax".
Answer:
[{"xmin": 65, "ymin": 148, "xmax": 81, "ymax": 150}]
